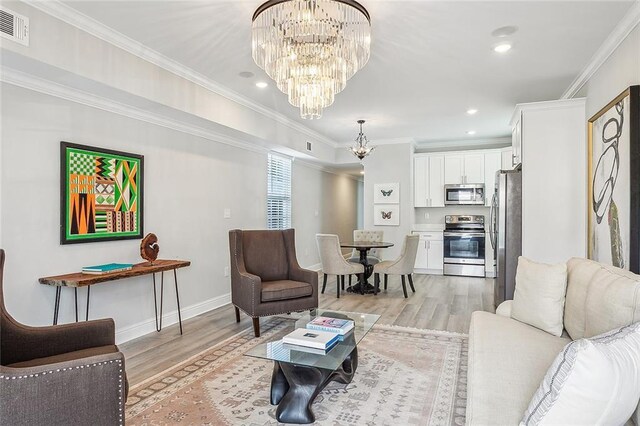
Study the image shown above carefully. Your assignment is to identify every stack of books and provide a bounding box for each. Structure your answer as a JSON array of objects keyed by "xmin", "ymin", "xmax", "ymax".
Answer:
[
  {"xmin": 81, "ymin": 263, "xmax": 134, "ymax": 275},
  {"xmin": 282, "ymin": 316, "xmax": 355, "ymax": 354}
]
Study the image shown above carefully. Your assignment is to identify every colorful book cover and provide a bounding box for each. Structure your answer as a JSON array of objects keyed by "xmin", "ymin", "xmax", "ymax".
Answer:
[{"xmin": 306, "ymin": 316, "xmax": 354, "ymax": 334}]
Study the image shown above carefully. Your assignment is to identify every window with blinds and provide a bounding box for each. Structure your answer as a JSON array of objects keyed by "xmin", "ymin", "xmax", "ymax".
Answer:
[{"xmin": 267, "ymin": 153, "xmax": 292, "ymax": 229}]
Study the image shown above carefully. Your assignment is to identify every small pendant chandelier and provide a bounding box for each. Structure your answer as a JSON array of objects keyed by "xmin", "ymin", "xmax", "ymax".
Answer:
[
  {"xmin": 251, "ymin": 0, "xmax": 371, "ymax": 120},
  {"xmin": 350, "ymin": 120, "xmax": 374, "ymax": 160}
]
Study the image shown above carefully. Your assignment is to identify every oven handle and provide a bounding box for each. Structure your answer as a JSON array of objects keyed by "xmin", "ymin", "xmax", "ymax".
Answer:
[{"xmin": 444, "ymin": 232, "xmax": 485, "ymax": 238}]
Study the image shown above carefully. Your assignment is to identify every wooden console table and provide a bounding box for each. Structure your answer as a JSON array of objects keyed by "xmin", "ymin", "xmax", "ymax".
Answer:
[{"xmin": 39, "ymin": 259, "xmax": 191, "ymax": 334}]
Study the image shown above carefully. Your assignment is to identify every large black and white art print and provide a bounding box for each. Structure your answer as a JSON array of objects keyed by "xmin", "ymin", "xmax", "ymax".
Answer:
[{"xmin": 588, "ymin": 86, "xmax": 639, "ymax": 273}]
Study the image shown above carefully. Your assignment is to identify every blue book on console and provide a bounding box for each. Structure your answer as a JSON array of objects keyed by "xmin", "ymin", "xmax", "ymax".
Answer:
[{"xmin": 82, "ymin": 263, "xmax": 134, "ymax": 274}]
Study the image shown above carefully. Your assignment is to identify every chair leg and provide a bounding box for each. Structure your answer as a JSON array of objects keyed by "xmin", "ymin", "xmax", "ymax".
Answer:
[
  {"xmin": 401, "ymin": 275, "xmax": 408, "ymax": 298},
  {"xmin": 234, "ymin": 306, "xmax": 240, "ymax": 323},
  {"xmin": 359, "ymin": 274, "xmax": 365, "ymax": 295},
  {"xmin": 349, "ymin": 274, "xmax": 352, "ymax": 287},
  {"xmin": 252, "ymin": 318, "xmax": 260, "ymax": 337},
  {"xmin": 336, "ymin": 275, "xmax": 341, "ymax": 299},
  {"xmin": 384, "ymin": 274, "xmax": 388, "ymax": 290},
  {"xmin": 374, "ymin": 273, "xmax": 379, "ymax": 295},
  {"xmin": 341, "ymin": 275, "xmax": 345, "ymax": 291},
  {"xmin": 321, "ymin": 273, "xmax": 327, "ymax": 294},
  {"xmin": 408, "ymin": 274, "xmax": 416, "ymax": 293}
]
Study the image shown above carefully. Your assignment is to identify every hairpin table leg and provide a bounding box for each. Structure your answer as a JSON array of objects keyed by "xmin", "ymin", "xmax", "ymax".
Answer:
[
  {"xmin": 53, "ymin": 287, "xmax": 61, "ymax": 325},
  {"xmin": 174, "ymin": 269, "xmax": 183, "ymax": 335},
  {"xmin": 152, "ymin": 272, "xmax": 165, "ymax": 332},
  {"xmin": 86, "ymin": 285, "xmax": 91, "ymax": 321}
]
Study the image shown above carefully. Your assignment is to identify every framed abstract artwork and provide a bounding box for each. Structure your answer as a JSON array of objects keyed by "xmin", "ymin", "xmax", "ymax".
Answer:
[
  {"xmin": 60, "ymin": 142, "xmax": 144, "ymax": 244},
  {"xmin": 587, "ymin": 85, "xmax": 639, "ymax": 273},
  {"xmin": 373, "ymin": 204, "xmax": 400, "ymax": 226},
  {"xmin": 373, "ymin": 182, "xmax": 399, "ymax": 204}
]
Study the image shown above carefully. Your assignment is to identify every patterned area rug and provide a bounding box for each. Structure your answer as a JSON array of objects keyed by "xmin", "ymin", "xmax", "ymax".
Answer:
[{"xmin": 126, "ymin": 317, "xmax": 468, "ymax": 425}]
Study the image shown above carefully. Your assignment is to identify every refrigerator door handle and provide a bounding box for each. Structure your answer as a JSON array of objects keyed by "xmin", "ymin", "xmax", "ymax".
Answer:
[{"xmin": 489, "ymin": 191, "xmax": 498, "ymax": 251}]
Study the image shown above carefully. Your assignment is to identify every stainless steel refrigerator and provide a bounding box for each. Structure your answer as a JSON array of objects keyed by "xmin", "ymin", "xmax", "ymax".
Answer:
[{"xmin": 489, "ymin": 168, "xmax": 522, "ymax": 307}]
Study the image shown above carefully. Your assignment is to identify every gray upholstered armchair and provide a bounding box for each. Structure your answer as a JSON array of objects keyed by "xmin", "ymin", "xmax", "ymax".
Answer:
[
  {"xmin": 0, "ymin": 249, "xmax": 128, "ymax": 425},
  {"xmin": 229, "ymin": 229, "xmax": 318, "ymax": 337}
]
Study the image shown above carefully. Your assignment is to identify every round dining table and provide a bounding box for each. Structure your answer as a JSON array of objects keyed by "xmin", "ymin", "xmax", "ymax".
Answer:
[{"xmin": 339, "ymin": 241, "xmax": 394, "ymax": 294}]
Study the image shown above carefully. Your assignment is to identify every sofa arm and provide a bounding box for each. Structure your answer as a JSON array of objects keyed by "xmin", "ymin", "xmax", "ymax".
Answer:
[
  {"xmin": 231, "ymin": 271, "xmax": 263, "ymax": 316},
  {"xmin": 2, "ymin": 316, "xmax": 116, "ymax": 366},
  {"xmin": 0, "ymin": 351, "xmax": 126, "ymax": 425},
  {"xmin": 496, "ymin": 300, "xmax": 513, "ymax": 318}
]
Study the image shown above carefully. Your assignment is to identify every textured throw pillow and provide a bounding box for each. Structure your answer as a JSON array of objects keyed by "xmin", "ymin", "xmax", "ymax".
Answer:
[
  {"xmin": 511, "ymin": 257, "xmax": 567, "ymax": 336},
  {"xmin": 521, "ymin": 322, "xmax": 640, "ymax": 426}
]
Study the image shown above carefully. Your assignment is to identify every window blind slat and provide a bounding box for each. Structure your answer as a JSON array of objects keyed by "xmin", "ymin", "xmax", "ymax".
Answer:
[{"xmin": 267, "ymin": 153, "xmax": 292, "ymax": 230}]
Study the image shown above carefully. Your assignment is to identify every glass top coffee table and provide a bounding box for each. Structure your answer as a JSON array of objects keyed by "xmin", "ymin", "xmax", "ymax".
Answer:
[{"xmin": 245, "ymin": 310, "xmax": 380, "ymax": 424}]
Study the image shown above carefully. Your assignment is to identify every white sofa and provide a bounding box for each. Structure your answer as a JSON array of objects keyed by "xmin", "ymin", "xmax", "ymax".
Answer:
[{"xmin": 466, "ymin": 258, "xmax": 640, "ymax": 425}]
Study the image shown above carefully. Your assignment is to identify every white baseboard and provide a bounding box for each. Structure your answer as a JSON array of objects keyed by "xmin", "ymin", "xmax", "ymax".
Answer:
[{"xmin": 115, "ymin": 292, "xmax": 231, "ymax": 344}]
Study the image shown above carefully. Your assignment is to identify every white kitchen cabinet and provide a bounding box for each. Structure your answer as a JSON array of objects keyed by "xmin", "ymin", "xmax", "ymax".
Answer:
[
  {"xmin": 501, "ymin": 147, "xmax": 513, "ymax": 170},
  {"xmin": 483, "ymin": 151, "xmax": 501, "ymax": 206},
  {"xmin": 414, "ymin": 154, "xmax": 445, "ymax": 207},
  {"xmin": 444, "ymin": 153, "xmax": 484, "ymax": 184},
  {"xmin": 413, "ymin": 232, "xmax": 443, "ymax": 274}
]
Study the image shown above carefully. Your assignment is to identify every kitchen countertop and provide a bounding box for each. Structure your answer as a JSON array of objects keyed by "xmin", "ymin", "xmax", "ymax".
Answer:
[{"xmin": 412, "ymin": 224, "xmax": 445, "ymax": 232}]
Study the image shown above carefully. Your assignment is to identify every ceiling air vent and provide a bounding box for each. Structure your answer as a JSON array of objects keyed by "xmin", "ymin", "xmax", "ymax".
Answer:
[
  {"xmin": 306, "ymin": 141, "xmax": 312, "ymax": 152},
  {"xmin": 0, "ymin": 7, "xmax": 29, "ymax": 47}
]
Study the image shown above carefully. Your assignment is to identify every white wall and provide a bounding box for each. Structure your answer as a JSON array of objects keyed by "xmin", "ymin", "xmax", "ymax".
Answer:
[
  {"xmin": 363, "ymin": 143, "xmax": 414, "ymax": 259},
  {"xmin": 0, "ymin": 84, "xmax": 357, "ymax": 343}
]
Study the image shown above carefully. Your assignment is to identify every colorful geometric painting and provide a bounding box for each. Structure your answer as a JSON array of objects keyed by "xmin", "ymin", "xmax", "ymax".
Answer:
[{"xmin": 61, "ymin": 142, "xmax": 144, "ymax": 244}]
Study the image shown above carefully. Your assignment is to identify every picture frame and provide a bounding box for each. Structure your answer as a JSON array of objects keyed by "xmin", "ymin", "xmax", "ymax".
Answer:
[
  {"xmin": 373, "ymin": 182, "xmax": 400, "ymax": 204},
  {"xmin": 587, "ymin": 85, "xmax": 639, "ymax": 273},
  {"xmin": 60, "ymin": 142, "xmax": 144, "ymax": 244},
  {"xmin": 373, "ymin": 204, "xmax": 400, "ymax": 226}
]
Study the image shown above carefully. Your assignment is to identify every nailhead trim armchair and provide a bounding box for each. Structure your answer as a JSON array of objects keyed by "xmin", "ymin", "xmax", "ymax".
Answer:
[
  {"xmin": 229, "ymin": 229, "xmax": 318, "ymax": 337},
  {"xmin": 0, "ymin": 249, "xmax": 128, "ymax": 425}
]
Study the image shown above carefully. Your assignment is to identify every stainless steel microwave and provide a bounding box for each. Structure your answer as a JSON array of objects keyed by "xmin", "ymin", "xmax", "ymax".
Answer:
[{"xmin": 444, "ymin": 184, "xmax": 485, "ymax": 205}]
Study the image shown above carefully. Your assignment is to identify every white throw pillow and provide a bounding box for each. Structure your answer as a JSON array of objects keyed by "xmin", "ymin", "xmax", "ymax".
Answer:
[
  {"xmin": 511, "ymin": 257, "xmax": 567, "ymax": 336},
  {"xmin": 521, "ymin": 322, "xmax": 640, "ymax": 426}
]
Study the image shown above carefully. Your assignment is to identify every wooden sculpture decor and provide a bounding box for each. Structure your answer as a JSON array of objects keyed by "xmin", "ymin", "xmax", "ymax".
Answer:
[{"xmin": 140, "ymin": 233, "xmax": 160, "ymax": 265}]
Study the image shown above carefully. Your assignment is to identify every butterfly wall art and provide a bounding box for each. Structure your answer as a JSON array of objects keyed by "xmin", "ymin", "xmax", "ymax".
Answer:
[
  {"xmin": 374, "ymin": 205, "xmax": 399, "ymax": 226},
  {"xmin": 374, "ymin": 183, "xmax": 399, "ymax": 204}
]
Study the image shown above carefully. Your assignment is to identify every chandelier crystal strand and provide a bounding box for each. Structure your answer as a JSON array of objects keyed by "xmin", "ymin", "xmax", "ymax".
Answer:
[
  {"xmin": 350, "ymin": 119, "xmax": 374, "ymax": 160},
  {"xmin": 252, "ymin": 0, "xmax": 371, "ymax": 119}
]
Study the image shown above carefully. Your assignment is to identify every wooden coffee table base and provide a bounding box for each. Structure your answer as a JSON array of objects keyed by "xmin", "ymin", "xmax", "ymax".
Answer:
[{"xmin": 270, "ymin": 347, "xmax": 358, "ymax": 424}]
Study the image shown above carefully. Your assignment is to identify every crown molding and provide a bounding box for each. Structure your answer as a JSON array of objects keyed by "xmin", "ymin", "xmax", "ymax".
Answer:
[
  {"xmin": 1, "ymin": 66, "xmax": 270, "ymax": 155},
  {"xmin": 23, "ymin": 0, "xmax": 340, "ymax": 149},
  {"xmin": 414, "ymin": 137, "xmax": 511, "ymax": 152},
  {"xmin": 338, "ymin": 137, "xmax": 416, "ymax": 147},
  {"xmin": 511, "ymin": 98, "xmax": 586, "ymax": 126},
  {"xmin": 562, "ymin": 1, "xmax": 640, "ymax": 99}
]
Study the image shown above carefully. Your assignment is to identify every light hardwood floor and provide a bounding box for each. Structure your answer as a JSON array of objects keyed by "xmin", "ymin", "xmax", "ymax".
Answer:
[{"xmin": 120, "ymin": 273, "xmax": 495, "ymax": 385}]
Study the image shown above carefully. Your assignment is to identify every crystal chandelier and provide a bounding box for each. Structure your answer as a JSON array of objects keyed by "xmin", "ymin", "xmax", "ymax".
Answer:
[
  {"xmin": 350, "ymin": 119, "xmax": 374, "ymax": 160},
  {"xmin": 251, "ymin": 0, "xmax": 371, "ymax": 119}
]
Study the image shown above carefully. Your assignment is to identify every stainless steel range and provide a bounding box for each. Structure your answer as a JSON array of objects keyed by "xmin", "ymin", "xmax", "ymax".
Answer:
[{"xmin": 443, "ymin": 215, "xmax": 486, "ymax": 278}]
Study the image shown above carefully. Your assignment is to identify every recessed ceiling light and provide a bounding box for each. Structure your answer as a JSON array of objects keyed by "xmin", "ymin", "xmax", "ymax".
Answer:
[
  {"xmin": 360, "ymin": 170, "xmax": 365, "ymax": 175},
  {"xmin": 466, "ymin": 130, "xmax": 477, "ymax": 135},
  {"xmin": 238, "ymin": 71, "xmax": 255, "ymax": 78},
  {"xmin": 467, "ymin": 109, "xmax": 478, "ymax": 115},
  {"xmin": 255, "ymin": 82, "xmax": 268, "ymax": 88},
  {"xmin": 493, "ymin": 43, "xmax": 512, "ymax": 53}
]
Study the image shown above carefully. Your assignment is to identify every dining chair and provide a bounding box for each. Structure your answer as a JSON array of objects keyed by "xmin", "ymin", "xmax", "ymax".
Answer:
[
  {"xmin": 347, "ymin": 230, "xmax": 384, "ymax": 287},
  {"xmin": 316, "ymin": 234, "xmax": 365, "ymax": 297},
  {"xmin": 373, "ymin": 234, "xmax": 420, "ymax": 298}
]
